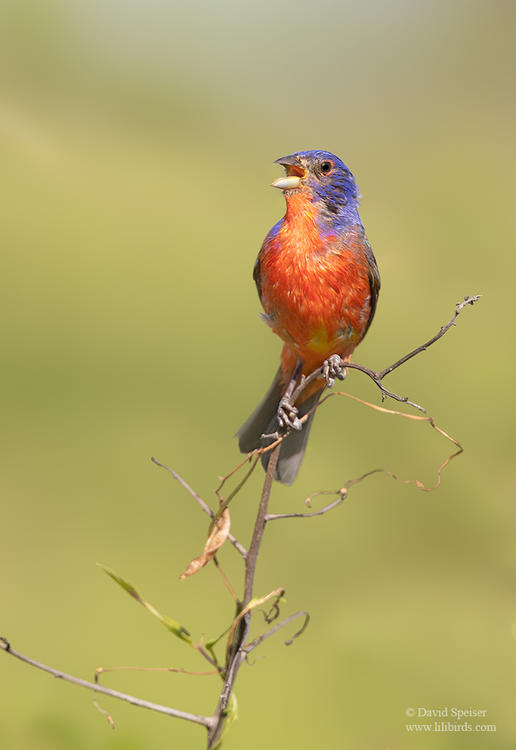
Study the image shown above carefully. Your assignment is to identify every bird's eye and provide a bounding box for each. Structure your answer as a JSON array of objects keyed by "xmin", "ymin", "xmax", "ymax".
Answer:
[{"xmin": 319, "ymin": 160, "xmax": 334, "ymax": 175}]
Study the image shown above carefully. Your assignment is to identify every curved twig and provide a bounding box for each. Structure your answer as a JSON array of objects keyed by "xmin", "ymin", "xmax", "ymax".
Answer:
[
  {"xmin": 265, "ymin": 496, "xmax": 345, "ymax": 521},
  {"xmin": 245, "ymin": 611, "xmax": 310, "ymax": 654}
]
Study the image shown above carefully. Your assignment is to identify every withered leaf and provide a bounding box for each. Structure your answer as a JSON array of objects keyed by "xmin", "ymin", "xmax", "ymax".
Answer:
[{"xmin": 180, "ymin": 508, "xmax": 231, "ymax": 580}]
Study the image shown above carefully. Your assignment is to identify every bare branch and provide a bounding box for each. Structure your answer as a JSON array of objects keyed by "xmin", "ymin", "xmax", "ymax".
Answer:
[
  {"xmin": 0, "ymin": 638, "xmax": 214, "ymax": 730},
  {"xmin": 265, "ymin": 495, "xmax": 345, "ymax": 521},
  {"xmin": 377, "ymin": 294, "xmax": 481, "ymax": 379},
  {"xmin": 245, "ymin": 611, "xmax": 310, "ymax": 654},
  {"xmin": 152, "ymin": 457, "xmax": 247, "ymax": 559}
]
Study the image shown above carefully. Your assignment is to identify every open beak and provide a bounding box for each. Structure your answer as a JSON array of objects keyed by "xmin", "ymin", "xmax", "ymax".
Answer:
[{"xmin": 271, "ymin": 155, "xmax": 306, "ymax": 190}]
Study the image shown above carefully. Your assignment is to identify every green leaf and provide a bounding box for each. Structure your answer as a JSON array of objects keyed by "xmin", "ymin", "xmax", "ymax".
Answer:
[
  {"xmin": 98, "ymin": 564, "xmax": 192, "ymax": 644},
  {"xmin": 100, "ymin": 565, "xmax": 143, "ymax": 602}
]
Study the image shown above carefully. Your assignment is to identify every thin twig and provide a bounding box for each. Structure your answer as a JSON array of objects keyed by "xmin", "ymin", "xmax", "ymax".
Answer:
[
  {"xmin": 377, "ymin": 294, "xmax": 481, "ymax": 379},
  {"xmin": 93, "ymin": 698, "xmax": 115, "ymax": 728},
  {"xmin": 299, "ymin": 398, "xmax": 464, "ymax": 512},
  {"xmin": 151, "ymin": 457, "xmax": 207, "ymax": 510},
  {"xmin": 266, "ymin": 385, "xmax": 464, "ymax": 519},
  {"xmin": 212, "ymin": 454, "xmax": 260, "ymax": 528},
  {"xmin": 265, "ymin": 495, "xmax": 345, "ymax": 521},
  {"xmin": 194, "ymin": 645, "xmax": 220, "ymax": 670},
  {"xmin": 213, "ymin": 556, "xmax": 239, "ymax": 602},
  {"xmin": 245, "ymin": 611, "xmax": 310, "ymax": 654},
  {"xmin": 96, "ymin": 665, "xmax": 219, "ymax": 678},
  {"xmin": 215, "ymin": 452, "xmax": 261, "ymax": 504},
  {"xmin": 151, "ymin": 457, "xmax": 247, "ymax": 558},
  {"xmin": 0, "ymin": 638, "xmax": 214, "ymax": 730}
]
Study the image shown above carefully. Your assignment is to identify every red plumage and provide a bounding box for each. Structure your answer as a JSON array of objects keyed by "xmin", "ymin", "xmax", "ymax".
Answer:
[{"xmin": 260, "ymin": 190, "xmax": 375, "ymax": 387}]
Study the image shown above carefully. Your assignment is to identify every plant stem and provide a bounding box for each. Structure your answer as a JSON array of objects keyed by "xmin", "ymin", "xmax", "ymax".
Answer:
[{"xmin": 206, "ymin": 444, "xmax": 280, "ymax": 749}]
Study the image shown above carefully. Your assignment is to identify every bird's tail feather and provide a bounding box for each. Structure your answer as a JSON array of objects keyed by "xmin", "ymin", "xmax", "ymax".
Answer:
[{"xmin": 237, "ymin": 368, "xmax": 323, "ymax": 485}]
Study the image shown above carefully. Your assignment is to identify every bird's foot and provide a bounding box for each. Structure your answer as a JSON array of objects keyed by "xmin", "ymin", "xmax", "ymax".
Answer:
[
  {"xmin": 277, "ymin": 396, "xmax": 302, "ymax": 431},
  {"xmin": 322, "ymin": 355, "xmax": 346, "ymax": 388}
]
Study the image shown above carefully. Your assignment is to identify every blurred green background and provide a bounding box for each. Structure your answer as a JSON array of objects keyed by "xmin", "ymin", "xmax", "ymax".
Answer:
[{"xmin": 1, "ymin": 0, "xmax": 515, "ymax": 748}]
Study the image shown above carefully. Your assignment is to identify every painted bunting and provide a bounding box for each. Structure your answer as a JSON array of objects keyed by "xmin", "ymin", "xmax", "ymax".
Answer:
[{"xmin": 237, "ymin": 150, "xmax": 380, "ymax": 484}]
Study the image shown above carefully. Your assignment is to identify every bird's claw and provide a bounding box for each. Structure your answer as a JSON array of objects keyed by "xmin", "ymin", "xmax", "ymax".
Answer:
[
  {"xmin": 277, "ymin": 397, "xmax": 302, "ymax": 431},
  {"xmin": 323, "ymin": 354, "xmax": 346, "ymax": 388}
]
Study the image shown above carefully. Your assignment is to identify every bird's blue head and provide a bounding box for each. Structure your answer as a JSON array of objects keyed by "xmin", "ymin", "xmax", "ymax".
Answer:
[{"xmin": 272, "ymin": 149, "xmax": 362, "ymax": 230}]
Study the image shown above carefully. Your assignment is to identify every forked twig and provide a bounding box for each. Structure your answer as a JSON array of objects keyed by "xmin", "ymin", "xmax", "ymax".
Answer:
[
  {"xmin": 245, "ymin": 611, "xmax": 310, "ymax": 654},
  {"xmin": 151, "ymin": 456, "xmax": 247, "ymax": 558},
  {"xmin": 0, "ymin": 638, "xmax": 213, "ymax": 730}
]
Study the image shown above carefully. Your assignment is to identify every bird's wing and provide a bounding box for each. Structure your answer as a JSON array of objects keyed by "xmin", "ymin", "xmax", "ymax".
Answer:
[
  {"xmin": 363, "ymin": 236, "xmax": 381, "ymax": 335},
  {"xmin": 253, "ymin": 254, "xmax": 262, "ymax": 301}
]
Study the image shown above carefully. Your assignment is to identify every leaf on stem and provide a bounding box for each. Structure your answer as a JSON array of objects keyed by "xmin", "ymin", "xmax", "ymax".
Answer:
[
  {"xmin": 98, "ymin": 564, "xmax": 192, "ymax": 644},
  {"xmin": 180, "ymin": 508, "xmax": 231, "ymax": 580}
]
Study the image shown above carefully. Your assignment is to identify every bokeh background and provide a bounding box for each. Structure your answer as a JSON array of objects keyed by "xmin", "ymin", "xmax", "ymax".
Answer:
[{"xmin": 1, "ymin": 1, "xmax": 515, "ymax": 748}]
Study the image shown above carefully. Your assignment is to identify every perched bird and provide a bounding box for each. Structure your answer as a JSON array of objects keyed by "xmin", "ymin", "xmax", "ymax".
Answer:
[{"xmin": 237, "ymin": 150, "xmax": 380, "ymax": 484}]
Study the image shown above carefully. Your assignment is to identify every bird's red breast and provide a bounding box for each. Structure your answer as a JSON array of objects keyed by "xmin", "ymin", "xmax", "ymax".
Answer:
[{"xmin": 258, "ymin": 189, "xmax": 375, "ymax": 392}]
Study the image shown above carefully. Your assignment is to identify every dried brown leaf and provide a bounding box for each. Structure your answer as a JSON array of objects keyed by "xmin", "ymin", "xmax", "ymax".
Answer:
[{"xmin": 180, "ymin": 508, "xmax": 231, "ymax": 580}]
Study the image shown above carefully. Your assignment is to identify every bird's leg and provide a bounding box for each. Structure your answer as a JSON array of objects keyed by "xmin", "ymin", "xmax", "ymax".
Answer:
[
  {"xmin": 322, "ymin": 354, "xmax": 346, "ymax": 388},
  {"xmin": 277, "ymin": 360, "xmax": 303, "ymax": 431}
]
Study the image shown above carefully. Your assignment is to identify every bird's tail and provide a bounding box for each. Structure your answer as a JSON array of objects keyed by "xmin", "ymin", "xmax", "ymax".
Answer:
[{"xmin": 237, "ymin": 367, "xmax": 323, "ymax": 485}]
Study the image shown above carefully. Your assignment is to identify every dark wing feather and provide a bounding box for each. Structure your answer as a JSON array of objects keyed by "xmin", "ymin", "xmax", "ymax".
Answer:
[
  {"xmin": 253, "ymin": 254, "xmax": 263, "ymax": 301},
  {"xmin": 363, "ymin": 236, "xmax": 381, "ymax": 335}
]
